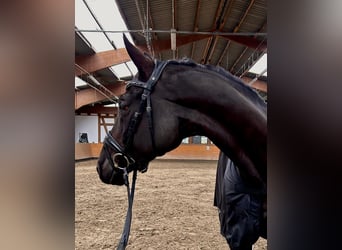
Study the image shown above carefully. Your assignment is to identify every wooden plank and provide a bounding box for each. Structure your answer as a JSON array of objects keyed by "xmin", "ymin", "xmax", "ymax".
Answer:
[
  {"xmin": 76, "ymin": 105, "xmax": 118, "ymax": 115},
  {"xmin": 138, "ymin": 34, "xmax": 212, "ymax": 53},
  {"xmin": 241, "ymin": 76, "xmax": 267, "ymax": 93},
  {"xmin": 75, "ymin": 143, "xmax": 104, "ymax": 160},
  {"xmin": 75, "ymin": 48, "xmax": 130, "ymax": 76},
  {"xmin": 75, "ymin": 83, "xmax": 126, "ymax": 110},
  {"xmin": 159, "ymin": 144, "xmax": 220, "ymax": 160},
  {"xmin": 98, "ymin": 116, "xmax": 101, "ymax": 143},
  {"xmin": 219, "ymin": 35, "xmax": 267, "ymax": 52},
  {"xmin": 75, "ymin": 143, "xmax": 220, "ymax": 161}
]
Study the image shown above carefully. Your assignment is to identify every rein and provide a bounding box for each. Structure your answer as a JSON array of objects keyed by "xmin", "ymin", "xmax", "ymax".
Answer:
[
  {"xmin": 116, "ymin": 168, "xmax": 137, "ymax": 250},
  {"xmin": 103, "ymin": 59, "xmax": 169, "ymax": 250}
]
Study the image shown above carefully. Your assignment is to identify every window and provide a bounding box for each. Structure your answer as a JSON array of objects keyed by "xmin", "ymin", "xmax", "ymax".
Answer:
[
  {"xmin": 182, "ymin": 137, "xmax": 189, "ymax": 144},
  {"xmin": 201, "ymin": 137, "xmax": 208, "ymax": 144},
  {"xmin": 192, "ymin": 136, "xmax": 201, "ymax": 144}
]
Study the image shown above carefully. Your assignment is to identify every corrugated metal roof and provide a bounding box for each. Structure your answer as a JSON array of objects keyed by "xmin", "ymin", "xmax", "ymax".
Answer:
[
  {"xmin": 197, "ymin": 0, "xmax": 220, "ymax": 31},
  {"xmin": 116, "ymin": 0, "xmax": 266, "ymax": 77}
]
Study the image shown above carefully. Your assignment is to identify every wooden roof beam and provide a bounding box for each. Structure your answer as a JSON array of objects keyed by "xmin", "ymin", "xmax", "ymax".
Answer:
[
  {"xmin": 75, "ymin": 104, "xmax": 118, "ymax": 115},
  {"xmin": 241, "ymin": 76, "xmax": 267, "ymax": 93},
  {"xmin": 75, "ymin": 34, "xmax": 211, "ymax": 76},
  {"xmin": 233, "ymin": 0, "xmax": 256, "ymax": 33},
  {"xmin": 219, "ymin": 35, "xmax": 267, "ymax": 51},
  {"xmin": 75, "ymin": 48, "xmax": 130, "ymax": 76},
  {"xmin": 75, "ymin": 35, "xmax": 264, "ymax": 77},
  {"xmin": 217, "ymin": 40, "xmax": 231, "ymax": 66},
  {"xmin": 147, "ymin": 0, "xmax": 160, "ymax": 59},
  {"xmin": 230, "ymin": 47, "xmax": 248, "ymax": 72},
  {"xmin": 218, "ymin": 0, "xmax": 265, "ymax": 52},
  {"xmin": 190, "ymin": 0, "xmax": 202, "ymax": 59},
  {"xmin": 202, "ymin": 0, "xmax": 225, "ymax": 63},
  {"xmin": 75, "ymin": 82, "xmax": 126, "ymax": 110},
  {"xmin": 138, "ymin": 34, "xmax": 211, "ymax": 53},
  {"xmin": 206, "ymin": 0, "xmax": 236, "ymax": 64}
]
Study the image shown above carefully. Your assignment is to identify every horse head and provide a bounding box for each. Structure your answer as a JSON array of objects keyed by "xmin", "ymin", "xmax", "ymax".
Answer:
[{"xmin": 97, "ymin": 35, "xmax": 182, "ymax": 185}]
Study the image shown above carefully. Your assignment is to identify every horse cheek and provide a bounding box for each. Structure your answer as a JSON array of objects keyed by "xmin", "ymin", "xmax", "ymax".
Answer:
[{"xmin": 155, "ymin": 118, "xmax": 180, "ymax": 153}]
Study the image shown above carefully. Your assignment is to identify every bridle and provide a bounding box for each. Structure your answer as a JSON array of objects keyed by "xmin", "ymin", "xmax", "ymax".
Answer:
[
  {"xmin": 103, "ymin": 59, "xmax": 169, "ymax": 175},
  {"xmin": 102, "ymin": 59, "xmax": 170, "ymax": 250}
]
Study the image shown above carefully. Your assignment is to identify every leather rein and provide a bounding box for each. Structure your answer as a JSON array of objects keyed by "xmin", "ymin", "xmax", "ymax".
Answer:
[{"xmin": 103, "ymin": 59, "xmax": 169, "ymax": 250}]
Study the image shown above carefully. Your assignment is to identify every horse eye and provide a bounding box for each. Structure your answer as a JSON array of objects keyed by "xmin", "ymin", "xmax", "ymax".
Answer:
[
  {"xmin": 120, "ymin": 105, "xmax": 129, "ymax": 111},
  {"xmin": 126, "ymin": 84, "xmax": 132, "ymax": 91}
]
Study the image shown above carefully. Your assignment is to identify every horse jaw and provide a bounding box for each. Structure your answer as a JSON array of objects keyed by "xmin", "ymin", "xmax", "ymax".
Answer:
[{"xmin": 123, "ymin": 34, "xmax": 154, "ymax": 81}]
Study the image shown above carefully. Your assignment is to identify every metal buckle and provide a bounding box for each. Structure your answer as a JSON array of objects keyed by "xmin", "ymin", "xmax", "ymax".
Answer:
[{"xmin": 112, "ymin": 152, "xmax": 135, "ymax": 170}]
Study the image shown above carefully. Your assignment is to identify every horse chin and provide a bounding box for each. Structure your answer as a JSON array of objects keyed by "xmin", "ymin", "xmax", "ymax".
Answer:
[
  {"xmin": 134, "ymin": 160, "xmax": 149, "ymax": 173},
  {"xmin": 99, "ymin": 172, "xmax": 126, "ymax": 186},
  {"xmin": 96, "ymin": 161, "xmax": 126, "ymax": 186},
  {"xmin": 106, "ymin": 174, "xmax": 126, "ymax": 186},
  {"xmin": 106, "ymin": 161, "xmax": 149, "ymax": 186},
  {"xmin": 96, "ymin": 158, "xmax": 150, "ymax": 185}
]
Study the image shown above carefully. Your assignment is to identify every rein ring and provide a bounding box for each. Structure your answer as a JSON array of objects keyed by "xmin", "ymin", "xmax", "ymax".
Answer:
[{"xmin": 112, "ymin": 153, "xmax": 131, "ymax": 170}]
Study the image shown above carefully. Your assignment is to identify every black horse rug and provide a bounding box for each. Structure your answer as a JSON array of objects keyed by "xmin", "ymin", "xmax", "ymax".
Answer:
[{"xmin": 214, "ymin": 152, "xmax": 267, "ymax": 250}]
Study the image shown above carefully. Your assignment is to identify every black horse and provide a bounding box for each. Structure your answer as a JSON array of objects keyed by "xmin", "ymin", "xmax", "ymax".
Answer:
[{"xmin": 97, "ymin": 35, "xmax": 267, "ymax": 250}]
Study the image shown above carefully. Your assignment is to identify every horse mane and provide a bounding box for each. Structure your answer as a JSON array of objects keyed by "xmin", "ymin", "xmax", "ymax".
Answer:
[{"xmin": 167, "ymin": 58, "xmax": 267, "ymax": 112}]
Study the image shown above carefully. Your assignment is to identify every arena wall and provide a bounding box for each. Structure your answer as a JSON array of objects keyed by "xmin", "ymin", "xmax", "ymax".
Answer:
[{"xmin": 75, "ymin": 143, "xmax": 220, "ymax": 161}]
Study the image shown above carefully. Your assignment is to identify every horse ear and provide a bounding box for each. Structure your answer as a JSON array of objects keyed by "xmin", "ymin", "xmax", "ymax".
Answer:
[{"xmin": 123, "ymin": 34, "xmax": 154, "ymax": 81}]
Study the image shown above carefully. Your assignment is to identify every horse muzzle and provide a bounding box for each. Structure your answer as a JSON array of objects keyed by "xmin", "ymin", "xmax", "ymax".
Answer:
[{"xmin": 97, "ymin": 158, "xmax": 126, "ymax": 185}]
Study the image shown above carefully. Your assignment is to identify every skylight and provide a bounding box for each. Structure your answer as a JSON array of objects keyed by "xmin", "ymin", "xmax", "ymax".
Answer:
[
  {"xmin": 85, "ymin": 0, "xmax": 134, "ymax": 48},
  {"xmin": 249, "ymin": 53, "xmax": 267, "ymax": 76},
  {"xmin": 126, "ymin": 61, "xmax": 138, "ymax": 75},
  {"xmin": 104, "ymin": 103, "xmax": 119, "ymax": 107},
  {"xmin": 75, "ymin": 0, "xmax": 136, "ymax": 81},
  {"xmin": 111, "ymin": 64, "xmax": 133, "ymax": 79},
  {"xmin": 75, "ymin": 0, "xmax": 135, "ymax": 50},
  {"xmin": 75, "ymin": 0, "xmax": 100, "ymax": 30},
  {"xmin": 75, "ymin": 76, "xmax": 88, "ymax": 88}
]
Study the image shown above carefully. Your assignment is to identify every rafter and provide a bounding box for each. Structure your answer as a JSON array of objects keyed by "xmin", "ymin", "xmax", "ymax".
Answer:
[
  {"xmin": 190, "ymin": 0, "xmax": 202, "ymax": 59},
  {"xmin": 206, "ymin": 0, "xmax": 236, "ymax": 64},
  {"xmin": 219, "ymin": 35, "xmax": 266, "ymax": 51},
  {"xmin": 230, "ymin": 47, "xmax": 248, "ymax": 72},
  {"xmin": 232, "ymin": 19, "xmax": 267, "ymax": 77},
  {"xmin": 137, "ymin": 33, "xmax": 266, "ymax": 53},
  {"xmin": 75, "ymin": 104, "xmax": 118, "ymax": 115},
  {"xmin": 241, "ymin": 76, "xmax": 267, "ymax": 92},
  {"xmin": 147, "ymin": 0, "xmax": 160, "ymax": 59},
  {"xmin": 75, "ymin": 83, "xmax": 126, "ymax": 110},
  {"xmin": 233, "ymin": 0, "xmax": 256, "ymax": 33},
  {"xmin": 220, "ymin": 0, "xmax": 265, "ymax": 54},
  {"xmin": 75, "ymin": 34, "xmax": 265, "ymax": 77},
  {"xmin": 217, "ymin": 40, "xmax": 231, "ymax": 66},
  {"xmin": 202, "ymin": 0, "xmax": 225, "ymax": 63},
  {"xmin": 210, "ymin": 0, "xmax": 263, "ymax": 65},
  {"xmin": 138, "ymin": 34, "xmax": 211, "ymax": 52},
  {"xmin": 75, "ymin": 48, "xmax": 130, "ymax": 76}
]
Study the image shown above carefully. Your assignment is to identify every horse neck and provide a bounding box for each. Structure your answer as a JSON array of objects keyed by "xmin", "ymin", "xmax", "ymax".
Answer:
[{"xmin": 160, "ymin": 64, "xmax": 267, "ymax": 186}]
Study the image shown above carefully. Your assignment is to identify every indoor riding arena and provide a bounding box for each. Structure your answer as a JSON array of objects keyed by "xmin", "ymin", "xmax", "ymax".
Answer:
[
  {"xmin": 76, "ymin": 159, "xmax": 267, "ymax": 249},
  {"xmin": 75, "ymin": 0, "xmax": 267, "ymax": 249}
]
